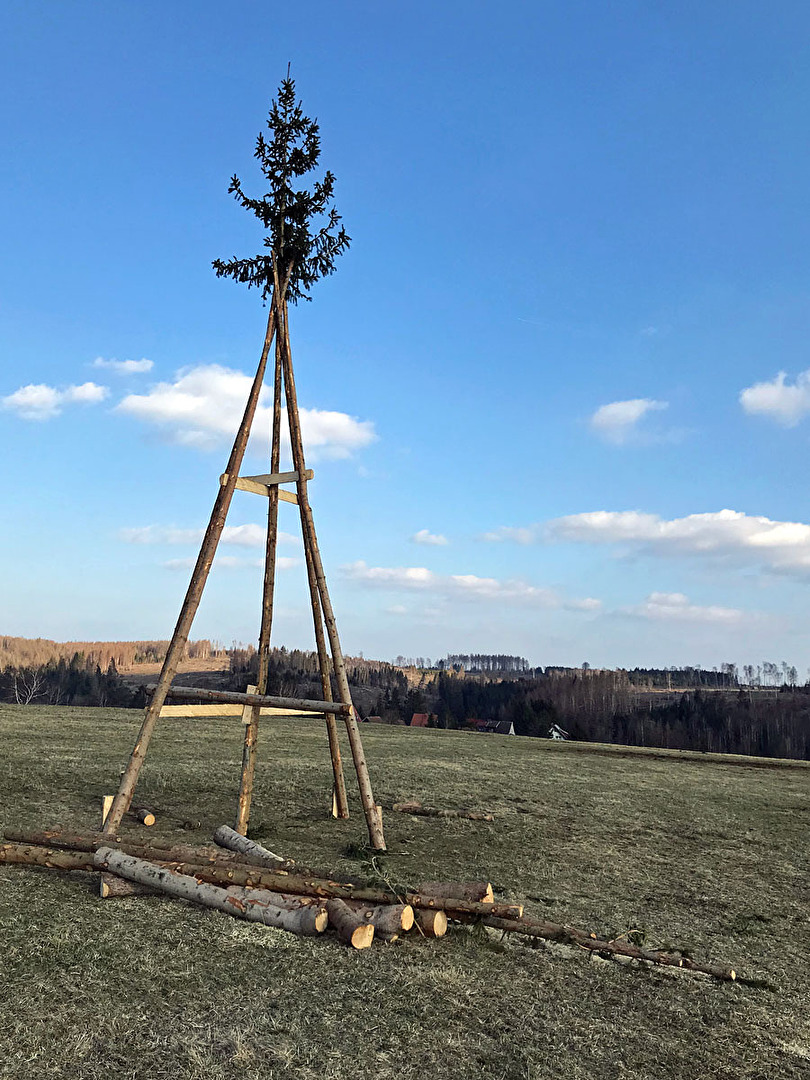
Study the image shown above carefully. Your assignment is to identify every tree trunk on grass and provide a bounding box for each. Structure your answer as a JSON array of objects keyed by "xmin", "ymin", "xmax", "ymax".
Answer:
[
  {"xmin": 326, "ymin": 899, "xmax": 374, "ymax": 949},
  {"xmin": 466, "ymin": 914, "xmax": 737, "ymax": 980},
  {"xmin": 0, "ymin": 843, "xmax": 94, "ymax": 871},
  {"xmin": 94, "ymin": 848, "xmax": 325, "ymax": 935},
  {"xmin": 134, "ymin": 809, "xmax": 156, "ymax": 826},
  {"xmin": 3, "ymin": 829, "xmax": 299, "ymax": 871},
  {"xmin": 213, "ymin": 825, "xmax": 283, "ymax": 864}
]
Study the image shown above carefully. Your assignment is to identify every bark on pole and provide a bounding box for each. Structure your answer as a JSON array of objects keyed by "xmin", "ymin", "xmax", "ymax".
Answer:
[
  {"xmin": 103, "ymin": 300, "xmax": 281, "ymax": 836},
  {"xmin": 94, "ymin": 847, "xmax": 326, "ymax": 936},
  {"xmin": 273, "ymin": 284, "xmax": 349, "ymax": 821},
  {"xmin": 235, "ymin": 335, "xmax": 284, "ymax": 835},
  {"xmin": 274, "ymin": 282, "xmax": 384, "ymax": 850},
  {"xmin": 303, "ymin": 534, "xmax": 350, "ymax": 819}
]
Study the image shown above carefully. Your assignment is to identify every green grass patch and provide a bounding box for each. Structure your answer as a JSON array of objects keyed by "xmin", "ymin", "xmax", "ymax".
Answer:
[{"xmin": 1, "ymin": 704, "xmax": 808, "ymax": 1079}]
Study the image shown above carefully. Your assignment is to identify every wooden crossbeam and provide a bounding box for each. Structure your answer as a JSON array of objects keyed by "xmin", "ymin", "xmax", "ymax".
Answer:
[
  {"xmin": 151, "ymin": 683, "xmax": 349, "ymax": 716},
  {"xmin": 220, "ymin": 469, "xmax": 313, "ymax": 504},
  {"xmin": 158, "ymin": 704, "xmax": 315, "ymax": 720}
]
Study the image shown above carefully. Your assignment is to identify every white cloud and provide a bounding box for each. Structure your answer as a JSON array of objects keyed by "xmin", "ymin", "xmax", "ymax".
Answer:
[
  {"xmin": 625, "ymin": 592, "xmax": 744, "ymax": 625},
  {"xmin": 163, "ymin": 553, "xmax": 299, "ymax": 572},
  {"xmin": 2, "ymin": 381, "xmax": 108, "ymax": 420},
  {"xmin": 547, "ymin": 507, "xmax": 810, "ymax": 577},
  {"xmin": 116, "ymin": 364, "xmax": 376, "ymax": 459},
  {"xmin": 411, "ymin": 529, "xmax": 449, "ymax": 546},
  {"xmin": 119, "ymin": 523, "xmax": 298, "ymax": 548},
  {"xmin": 739, "ymin": 370, "xmax": 810, "ymax": 426},
  {"xmin": 480, "ymin": 525, "xmax": 540, "ymax": 544},
  {"xmin": 341, "ymin": 560, "xmax": 599, "ymax": 612},
  {"xmin": 93, "ymin": 357, "xmax": 154, "ymax": 374},
  {"xmin": 589, "ymin": 398, "xmax": 668, "ymax": 444}
]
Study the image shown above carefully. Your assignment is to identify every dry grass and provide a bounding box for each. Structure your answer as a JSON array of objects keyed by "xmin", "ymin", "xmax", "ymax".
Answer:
[{"xmin": 1, "ymin": 703, "xmax": 808, "ymax": 1080}]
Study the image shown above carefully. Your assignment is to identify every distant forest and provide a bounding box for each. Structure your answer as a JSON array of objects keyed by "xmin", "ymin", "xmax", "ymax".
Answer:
[{"xmin": 1, "ymin": 637, "xmax": 807, "ymax": 760}]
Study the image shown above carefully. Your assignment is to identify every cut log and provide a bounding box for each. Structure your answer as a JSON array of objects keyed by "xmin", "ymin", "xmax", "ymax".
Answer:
[
  {"xmin": 412, "ymin": 908, "xmax": 448, "ymax": 938},
  {"xmin": 99, "ymin": 872, "xmax": 158, "ymax": 898},
  {"xmin": 1, "ymin": 835, "xmax": 522, "ymax": 917},
  {"xmin": 2, "ymin": 828, "xmax": 299, "ymax": 871},
  {"xmin": 326, "ymin": 898, "xmax": 374, "ymax": 949},
  {"xmin": 467, "ymin": 914, "xmax": 737, "ymax": 980},
  {"xmin": 101, "ymin": 796, "xmax": 114, "ymax": 829},
  {"xmin": 418, "ymin": 880, "xmax": 494, "ymax": 903},
  {"xmin": 345, "ymin": 901, "xmax": 414, "ymax": 939},
  {"xmin": 213, "ymin": 825, "xmax": 283, "ymax": 864},
  {"xmin": 392, "ymin": 801, "xmax": 494, "ymax": 821},
  {"xmin": 134, "ymin": 809, "xmax": 156, "ymax": 827},
  {"xmin": 0, "ymin": 843, "xmax": 95, "ymax": 871},
  {"xmin": 93, "ymin": 848, "xmax": 325, "ymax": 936}
]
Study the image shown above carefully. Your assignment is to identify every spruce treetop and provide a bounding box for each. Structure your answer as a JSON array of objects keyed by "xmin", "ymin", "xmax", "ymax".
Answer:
[{"xmin": 213, "ymin": 74, "xmax": 350, "ymax": 304}]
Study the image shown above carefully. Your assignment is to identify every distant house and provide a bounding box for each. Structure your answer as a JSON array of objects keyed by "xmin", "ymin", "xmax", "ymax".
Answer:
[
  {"xmin": 548, "ymin": 723, "xmax": 569, "ymax": 740},
  {"xmin": 473, "ymin": 719, "xmax": 516, "ymax": 736},
  {"xmin": 365, "ymin": 715, "xmax": 384, "ymax": 724},
  {"xmin": 410, "ymin": 713, "xmax": 430, "ymax": 727}
]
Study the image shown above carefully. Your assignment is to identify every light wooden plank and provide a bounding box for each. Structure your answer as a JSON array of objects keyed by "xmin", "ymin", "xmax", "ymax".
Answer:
[
  {"xmin": 156, "ymin": 683, "xmax": 348, "ymax": 715},
  {"xmin": 220, "ymin": 472, "xmax": 301, "ymax": 504},
  {"xmin": 244, "ymin": 470, "xmax": 314, "ymax": 485},
  {"xmin": 159, "ymin": 704, "xmax": 319, "ymax": 719},
  {"xmin": 241, "ymin": 683, "xmax": 258, "ymax": 726}
]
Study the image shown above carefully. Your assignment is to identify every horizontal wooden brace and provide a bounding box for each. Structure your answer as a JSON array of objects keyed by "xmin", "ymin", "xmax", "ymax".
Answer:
[
  {"xmin": 220, "ymin": 470, "xmax": 313, "ymax": 505},
  {"xmin": 247, "ymin": 470, "xmax": 314, "ymax": 486},
  {"xmin": 158, "ymin": 704, "xmax": 315, "ymax": 720},
  {"xmin": 150, "ymin": 683, "xmax": 350, "ymax": 716}
]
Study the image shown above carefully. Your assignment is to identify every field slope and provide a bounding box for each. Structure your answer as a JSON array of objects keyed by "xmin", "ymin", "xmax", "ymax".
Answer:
[{"xmin": 1, "ymin": 704, "xmax": 808, "ymax": 1080}]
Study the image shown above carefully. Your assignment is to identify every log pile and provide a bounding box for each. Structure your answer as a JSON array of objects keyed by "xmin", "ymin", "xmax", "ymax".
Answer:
[{"xmin": 0, "ymin": 826, "xmax": 738, "ymax": 977}]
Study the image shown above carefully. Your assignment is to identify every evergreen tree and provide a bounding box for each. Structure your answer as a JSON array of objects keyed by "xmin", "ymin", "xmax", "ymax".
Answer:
[{"xmin": 212, "ymin": 72, "xmax": 350, "ymax": 304}]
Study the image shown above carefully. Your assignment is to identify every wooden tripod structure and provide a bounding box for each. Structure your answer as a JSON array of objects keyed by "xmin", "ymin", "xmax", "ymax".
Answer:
[{"xmin": 102, "ymin": 271, "xmax": 386, "ymax": 850}]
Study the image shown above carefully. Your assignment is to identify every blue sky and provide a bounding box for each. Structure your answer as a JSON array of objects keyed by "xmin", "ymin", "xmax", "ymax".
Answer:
[{"xmin": 3, "ymin": 1, "xmax": 810, "ymax": 670}]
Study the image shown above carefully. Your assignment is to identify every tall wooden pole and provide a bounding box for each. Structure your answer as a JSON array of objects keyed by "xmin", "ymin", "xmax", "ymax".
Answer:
[
  {"xmin": 274, "ymin": 285, "xmax": 385, "ymax": 850},
  {"xmin": 304, "ymin": 536, "xmax": 350, "ymax": 818},
  {"xmin": 103, "ymin": 301, "xmax": 280, "ymax": 836},
  {"xmin": 234, "ymin": 332, "xmax": 284, "ymax": 834}
]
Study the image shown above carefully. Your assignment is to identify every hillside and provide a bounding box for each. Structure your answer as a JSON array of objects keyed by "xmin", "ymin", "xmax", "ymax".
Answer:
[{"xmin": 1, "ymin": 704, "xmax": 808, "ymax": 1079}]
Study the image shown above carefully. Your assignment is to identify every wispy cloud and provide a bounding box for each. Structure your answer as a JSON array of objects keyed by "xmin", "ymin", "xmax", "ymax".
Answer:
[
  {"xmin": 2, "ymin": 381, "xmax": 108, "ymax": 421},
  {"xmin": 411, "ymin": 529, "xmax": 449, "ymax": 546},
  {"xmin": 163, "ymin": 554, "xmax": 299, "ymax": 572},
  {"xmin": 93, "ymin": 357, "xmax": 154, "ymax": 374},
  {"xmin": 116, "ymin": 364, "xmax": 376, "ymax": 460},
  {"xmin": 340, "ymin": 560, "xmax": 600, "ymax": 612},
  {"xmin": 589, "ymin": 398, "xmax": 668, "ymax": 444},
  {"xmin": 548, "ymin": 508, "xmax": 810, "ymax": 577},
  {"xmin": 623, "ymin": 592, "xmax": 744, "ymax": 625},
  {"xmin": 739, "ymin": 369, "xmax": 810, "ymax": 426},
  {"xmin": 120, "ymin": 523, "xmax": 298, "ymax": 547}
]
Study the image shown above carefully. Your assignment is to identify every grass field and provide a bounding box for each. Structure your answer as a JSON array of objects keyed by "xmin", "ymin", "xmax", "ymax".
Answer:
[{"xmin": 1, "ymin": 703, "xmax": 808, "ymax": 1080}]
